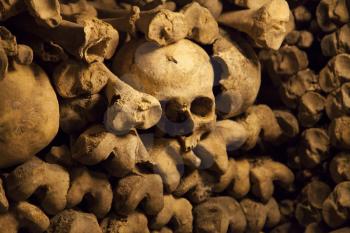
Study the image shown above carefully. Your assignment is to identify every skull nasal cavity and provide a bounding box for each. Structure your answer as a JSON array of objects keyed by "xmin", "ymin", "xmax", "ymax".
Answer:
[
  {"xmin": 165, "ymin": 100, "xmax": 188, "ymax": 123},
  {"xmin": 191, "ymin": 97, "xmax": 213, "ymax": 117}
]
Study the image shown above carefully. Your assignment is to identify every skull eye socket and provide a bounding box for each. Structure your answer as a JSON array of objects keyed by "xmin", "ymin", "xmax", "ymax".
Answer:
[
  {"xmin": 191, "ymin": 97, "xmax": 213, "ymax": 117},
  {"xmin": 165, "ymin": 100, "xmax": 188, "ymax": 123}
]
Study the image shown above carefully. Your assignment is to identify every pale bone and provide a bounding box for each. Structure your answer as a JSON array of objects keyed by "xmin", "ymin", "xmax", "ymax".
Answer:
[
  {"xmin": 193, "ymin": 197, "xmax": 247, "ymax": 233},
  {"xmin": 321, "ymin": 23, "xmax": 350, "ymax": 57},
  {"xmin": 293, "ymin": 5, "xmax": 312, "ymax": 23},
  {"xmin": 150, "ymin": 195, "xmax": 193, "ymax": 233},
  {"xmin": 330, "ymin": 152, "xmax": 350, "ymax": 183},
  {"xmin": 232, "ymin": 0, "xmax": 270, "ymax": 9},
  {"xmin": 316, "ymin": 0, "xmax": 349, "ymax": 32},
  {"xmin": 104, "ymin": 7, "xmax": 189, "ymax": 46},
  {"xmin": 45, "ymin": 145, "xmax": 75, "ymax": 167},
  {"xmin": 174, "ymin": 0, "xmax": 222, "ymax": 18},
  {"xmin": 298, "ymin": 91, "xmax": 326, "ymax": 127},
  {"xmin": 101, "ymin": 212, "xmax": 150, "ymax": 233},
  {"xmin": 295, "ymin": 181, "xmax": 331, "ymax": 226},
  {"xmin": 279, "ymin": 69, "xmax": 320, "ymax": 108},
  {"xmin": 329, "ymin": 116, "xmax": 350, "ymax": 149},
  {"xmin": 16, "ymin": 14, "xmax": 119, "ymax": 63},
  {"xmin": 0, "ymin": 0, "xmax": 26, "ymax": 21},
  {"xmin": 173, "ymin": 169, "xmax": 216, "ymax": 203},
  {"xmin": 319, "ymin": 53, "xmax": 350, "ymax": 93},
  {"xmin": 148, "ymin": 138, "xmax": 200, "ymax": 193},
  {"xmin": 47, "ymin": 209, "xmax": 102, "ymax": 233},
  {"xmin": 103, "ymin": 62, "xmax": 162, "ymax": 135},
  {"xmin": 14, "ymin": 44, "xmax": 33, "ymax": 65},
  {"xmin": 0, "ymin": 202, "xmax": 50, "ymax": 233},
  {"xmin": 0, "ymin": 178, "xmax": 8, "ymax": 213},
  {"xmin": 67, "ymin": 167, "xmax": 113, "ymax": 218},
  {"xmin": 53, "ymin": 59, "xmax": 109, "ymax": 98},
  {"xmin": 24, "ymin": 0, "xmax": 62, "ymax": 27},
  {"xmin": 213, "ymin": 34, "xmax": 261, "ymax": 118},
  {"xmin": 322, "ymin": 181, "xmax": 350, "ymax": 228},
  {"xmin": 193, "ymin": 120, "xmax": 248, "ymax": 174},
  {"xmin": 60, "ymin": 0, "xmax": 97, "ymax": 20},
  {"xmin": 112, "ymin": 39, "xmax": 216, "ymax": 151},
  {"xmin": 59, "ymin": 94, "xmax": 107, "ymax": 134},
  {"xmin": 0, "ymin": 26, "xmax": 17, "ymax": 78},
  {"xmin": 6, "ymin": 157, "xmax": 70, "ymax": 215},
  {"xmin": 113, "ymin": 173, "xmax": 164, "ymax": 216},
  {"xmin": 71, "ymin": 124, "xmax": 152, "ymax": 177},
  {"xmin": 218, "ymin": 0, "xmax": 290, "ymax": 50},
  {"xmin": 273, "ymin": 110, "xmax": 300, "ymax": 142},
  {"xmin": 240, "ymin": 198, "xmax": 281, "ymax": 232},
  {"xmin": 325, "ymin": 83, "xmax": 350, "ymax": 120},
  {"xmin": 180, "ymin": 2, "xmax": 219, "ymax": 44}
]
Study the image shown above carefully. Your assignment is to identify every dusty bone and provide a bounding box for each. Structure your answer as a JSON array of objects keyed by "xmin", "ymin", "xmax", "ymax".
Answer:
[
  {"xmin": 47, "ymin": 209, "xmax": 102, "ymax": 233},
  {"xmin": 180, "ymin": 2, "xmax": 219, "ymax": 44},
  {"xmin": 150, "ymin": 195, "xmax": 193, "ymax": 233},
  {"xmin": 193, "ymin": 196, "xmax": 247, "ymax": 233},
  {"xmin": 67, "ymin": 167, "xmax": 113, "ymax": 218},
  {"xmin": 319, "ymin": 54, "xmax": 350, "ymax": 93},
  {"xmin": 325, "ymin": 83, "xmax": 350, "ymax": 119},
  {"xmin": 5, "ymin": 157, "xmax": 70, "ymax": 215},
  {"xmin": 321, "ymin": 23, "xmax": 350, "ymax": 57},
  {"xmin": 59, "ymin": 94, "xmax": 107, "ymax": 134},
  {"xmin": 329, "ymin": 116, "xmax": 350, "ymax": 149},
  {"xmin": 316, "ymin": 0, "xmax": 350, "ymax": 32},
  {"xmin": 330, "ymin": 152, "xmax": 350, "ymax": 183},
  {"xmin": 193, "ymin": 120, "xmax": 248, "ymax": 174},
  {"xmin": 113, "ymin": 39, "xmax": 216, "ymax": 151},
  {"xmin": 72, "ymin": 124, "xmax": 152, "ymax": 177},
  {"xmin": 0, "ymin": 0, "xmax": 25, "ymax": 21},
  {"xmin": 0, "ymin": 201, "xmax": 50, "ymax": 233},
  {"xmin": 60, "ymin": 0, "xmax": 97, "ymax": 20},
  {"xmin": 14, "ymin": 14, "xmax": 119, "ymax": 63},
  {"xmin": 105, "ymin": 6, "xmax": 189, "ymax": 46},
  {"xmin": 45, "ymin": 145, "xmax": 75, "ymax": 167},
  {"xmin": 113, "ymin": 173, "xmax": 164, "ymax": 215},
  {"xmin": 218, "ymin": 0, "xmax": 290, "ymax": 50},
  {"xmin": 232, "ymin": 0, "xmax": 271, "ymax": 9},
  {"xmin": 298, "ymin": 91, "xmax": 326, "ymax": 127},
  {"xmin": 24, "ymin": 0, "xmax": 62, "ymax": 27},
  {"xmin": 101, "ymin": 211, "xmax": 150, "ymax": 233},
  {"xmin": 213, "ymin": 33, "xmax": 261, "ymax": 118},
  {"xmin": 14, "ymin": 44, "xmax": 33, "ymax": 65},
  {"xmin": 103, "ymin": 62, "xmax": 162, "ymax": 135},
  {"xmin": 53, "ymin": 59, "xmax": 109, "ymax": 98}
]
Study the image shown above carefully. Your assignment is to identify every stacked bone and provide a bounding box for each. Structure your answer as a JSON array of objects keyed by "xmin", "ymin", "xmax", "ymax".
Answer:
[{"xmin": 0, "ymin": 0, "xmax": 349, "ymax": 233}]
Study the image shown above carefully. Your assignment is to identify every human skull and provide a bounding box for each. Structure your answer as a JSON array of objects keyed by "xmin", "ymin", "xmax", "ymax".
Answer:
[{"xmin": 112, "ymin": 39, "xmax": 216, "ymax": 151}]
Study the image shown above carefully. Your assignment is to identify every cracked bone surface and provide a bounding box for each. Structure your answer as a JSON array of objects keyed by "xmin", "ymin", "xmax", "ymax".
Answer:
[
  {"xmin": 218, "ymin": 0, "xmax": 291, "ymax": 50},
  {"xmin": 113, "ymin": 38, "xmax": 216, "ymax": 151},
  {"xmin": 2, "ymin": 1, "xmax": 350, "ymax": 232}
]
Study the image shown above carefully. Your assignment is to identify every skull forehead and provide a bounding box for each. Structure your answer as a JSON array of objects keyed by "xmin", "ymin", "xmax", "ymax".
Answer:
[{"xmin": 124, "ymin": 39, "xmax": 214, "ymax": 100}]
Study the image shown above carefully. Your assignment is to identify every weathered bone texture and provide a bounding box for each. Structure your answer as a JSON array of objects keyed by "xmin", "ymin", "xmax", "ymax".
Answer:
[
  {"xmin": 0, "ymin": 62, "xmax": 59, "ymax": 168},
  {"xmin": 316, "ymin": 0, "xmax": 350, "ymax": 32},
  {"xmin": 113, "ymin": 173, "xmax": 164, "ymax": 215},
  {"xmin": 0, "ymin": 201, "xmax": 50, "ymax": 233},
  {"xmin": 24, "ymin": 0, "xmax": 62, "ymax": 27},
  {"xmin": 330, "ymin": 152, "xmax": 350, "ymax": 183},
  {"xmin": 150, "ymin": 195, "xmax": 193, "ymax": 233},
  {"xmin": 59, "ymin": 94, "xmax": 107, "ymax": 134},
  {"xmin": 319, "ymin": 54, "xmax": 350, "ymax": 93},
  {"xmin": 72, "ymin": 124, "xmax": 152, "ymax": 177},
  {"xmin": 321, "ymin": 23, "xmax": 350, "ymax": 57},
  {"xmin": 67, "ymin": 167, "xmax": 113, "ymax": 218},
  {"xmin": 240, "ymin": 198, "xmax": 281, "ymax": 232},
  {"xmin": 6, "ymin": 157, "xmax": 69, "ymax": 215},
  {"xmin": 322, "ymin": 181, "xmax": 350, "ymax": 228},
  {"xmin": 14, "ymin": 14, "xmax": 119, "ymax": 63},
  {"xmin": 213, "ymin": 33, "xmax": 261, "ymax": 118},
  {"xmin": 329, "ymin": 116, "xmax": 350, "ymax": 149},
  {"xmin": 218, "ymin": 0, "xmax": 290, "ymax": 49},
  {"xmin": 180, "ymin": 2, "xmax": 219, "ymax": 44},
  {"xmin": 0, "ymin": 0, "xmax": 25, "ymax": 21},
  {"xmin": 103, "ymin": 67, "xmax": 162, "ymax": 135},
  {"xmin": 113, "ymin": 38, "xmax": 215, "ymax": 151},
  {"xmin": 193, "ymin": 197, "xmax": 247, "ymax": 233},
  {"xmin": 101, "ymin": 212, "xmax": 150, "ymax": 233},
  {"xmin": 295, "ymin": 181, "xmax": 331, "ymax": 227},
  {"xmin": 47, "ymin": 209, "xmax": 102, "ymax": 233},
  {"xmin": 53, "ymin": 60, "xmax": 109, "ymax": 98}
]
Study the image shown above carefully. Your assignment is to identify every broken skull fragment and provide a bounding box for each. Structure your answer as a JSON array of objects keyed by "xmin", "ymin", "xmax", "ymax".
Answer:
[{"xmin": 0, "ymin": 0, "xmax": 350, "ymax": 232}]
